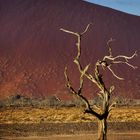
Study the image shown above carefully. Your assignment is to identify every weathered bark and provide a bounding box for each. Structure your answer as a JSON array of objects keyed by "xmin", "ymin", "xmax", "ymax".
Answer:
[{"xmin": 98, "ymin": 119, "xmax": 107, "ymax": 140}]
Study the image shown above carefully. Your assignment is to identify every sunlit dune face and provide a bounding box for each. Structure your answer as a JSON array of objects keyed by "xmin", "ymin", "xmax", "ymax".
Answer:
[{"xmin": 0, "ymin": 0, "xmax": 139, "ymax": 99}]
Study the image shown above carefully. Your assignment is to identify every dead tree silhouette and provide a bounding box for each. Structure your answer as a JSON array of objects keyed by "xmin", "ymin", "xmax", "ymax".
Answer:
[{"xmin": 60, "ymin": 23, "xmax": 137, "ymax": 140}]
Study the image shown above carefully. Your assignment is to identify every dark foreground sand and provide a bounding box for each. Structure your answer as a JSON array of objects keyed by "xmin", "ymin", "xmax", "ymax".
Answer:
[
  {"xmin": 0, "ymin": 122, "xmax": 140, "ymax": 140},
  {"xmin": 2, "ymin": 133, "xmax": 140, "ymax": 140}
]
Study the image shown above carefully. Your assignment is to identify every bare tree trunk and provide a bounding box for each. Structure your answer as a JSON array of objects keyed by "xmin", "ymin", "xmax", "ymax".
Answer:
[{"xmin": 98, "ymin": 119, "xmax": 107, "ymax": 140}]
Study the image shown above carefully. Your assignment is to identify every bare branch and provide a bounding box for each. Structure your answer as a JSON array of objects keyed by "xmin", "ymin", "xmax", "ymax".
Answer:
[
  {"xmin": 60, "ymin": 24, "xmax": 93, "ymax": 61},
  {"xmin": 107, "ymin": 38, "xmax": 115, "ymax": 56},
  {"xmin": 107, "ymin": 66, "xmax": 124, "ymax": 80},
  {"xmin": 97, "ymin": 92, "xmax": 104, "ymax": 100},
  {"xmin": 103, "ymin": 51, "xmax": 137, "ymax": 62},
  {"xmin": 60, "ymin": 28, "xmax": 79, "ymax": 37},
  {"xmin": 74, "ymin": 58, "xmax": 97, "ymax": 84},
  {"xmin": 108, "ymin": 101, "xmax": 116, "ymax": 112},
  {"xmin": 64, "ymin": 67, "xmax": 77, "ymax": 95},
  {"xmin": 61, "ymin": 26, "xmax": 97, "ymax": 86},
  {"xmin": 109, "ymin": 85, "xmax": 115, "ymax": 93},
  {"xmin": 101, "ymin": 45, "xmax": 137, "ymax": 80},
  {"xmin": 113, "ymin": 61, "xmax": 137, "ymax": 69},
  {"xmin": 80, "ymin": 23, "xmax": 93, "ymax": 35},
  {"xmin": 82, "ymin": 64, "xmax": 90, "ymax": 76},
  {"xmin": 113, "ymin": 51, "xmax": 137, "ymax": 61},
  {"xmin": 78, "ymin": 65, "xmax": 90, "ymax": 95},
  {"xmin": 64, "ymin": 66, "xmax": 101, "ymax": 118}
]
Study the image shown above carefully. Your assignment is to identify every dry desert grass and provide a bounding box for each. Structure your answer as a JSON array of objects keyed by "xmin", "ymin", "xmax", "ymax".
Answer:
[{"xmin": 0, "ymin": 107, "xmax": 140, "ymax": 124}]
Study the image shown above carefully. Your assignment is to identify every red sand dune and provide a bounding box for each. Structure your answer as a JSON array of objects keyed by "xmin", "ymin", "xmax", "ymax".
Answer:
[{"xmin": 0, "ymin": 0, "xmax": 139, "ymax": 99}]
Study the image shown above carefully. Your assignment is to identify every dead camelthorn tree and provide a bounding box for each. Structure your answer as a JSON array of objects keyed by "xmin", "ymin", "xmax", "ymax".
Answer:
[{"xmin": 60, "ymin": 23, "xmax": 137, "ymax": 140}]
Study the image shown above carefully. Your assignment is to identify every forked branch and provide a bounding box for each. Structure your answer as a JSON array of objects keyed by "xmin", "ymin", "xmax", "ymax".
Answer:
[
  {"xmin": 100, "ymin": 40, "xmax": 138, "ymax": 80},
  {"xmin": 64, "ymin": 66, "xmax": 103, "ymax": 119}
]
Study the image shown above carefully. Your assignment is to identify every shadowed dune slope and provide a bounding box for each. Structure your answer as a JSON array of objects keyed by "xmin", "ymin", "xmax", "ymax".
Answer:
[{"xmin": 0, "ymin": 0, "xmax": 140, "ymax": 99}]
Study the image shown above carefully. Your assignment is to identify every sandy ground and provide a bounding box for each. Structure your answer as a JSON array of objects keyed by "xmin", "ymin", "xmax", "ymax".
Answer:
[
  {"xmin": 0, "ymin": 122, "xmax": 140, "ymax": 137},
  {"xmin": 0, "ymin": 107, "xmax": 140, "ymax": 139},
  {"xmin": 2, "ymin": 133, "xmax": 140, "ymax": 140},
  {"xmin": 0, "ymin": 107, "xmax": 140, "ymax": 124}
]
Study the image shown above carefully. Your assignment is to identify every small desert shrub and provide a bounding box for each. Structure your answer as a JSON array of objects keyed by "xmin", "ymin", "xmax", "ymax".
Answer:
[{"xmin": 0, "ymin": 94, "xmax": 139, "ymax": 108}]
